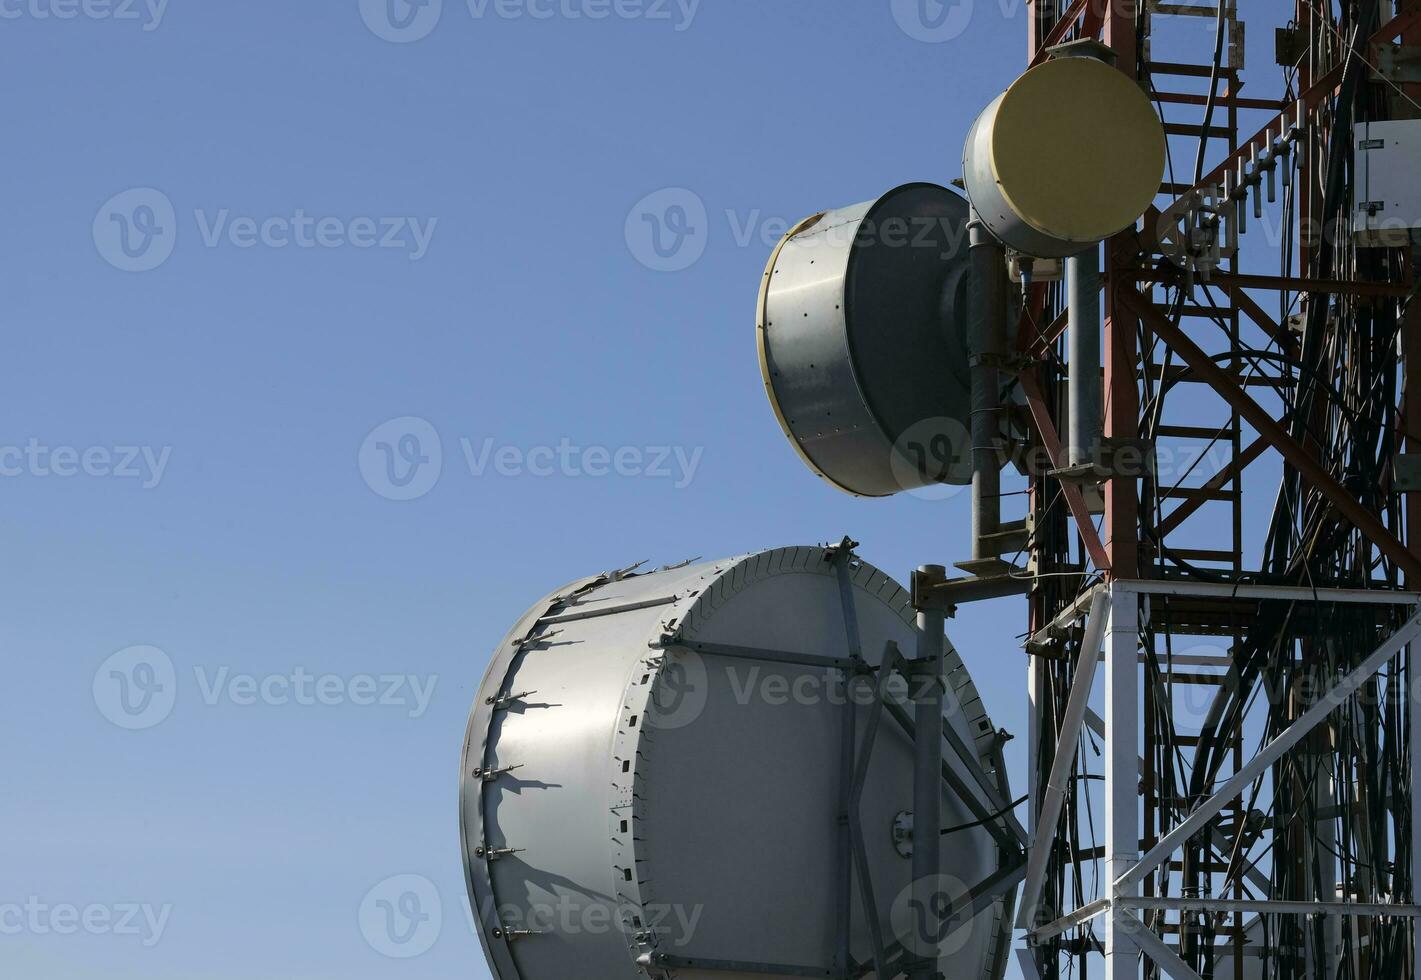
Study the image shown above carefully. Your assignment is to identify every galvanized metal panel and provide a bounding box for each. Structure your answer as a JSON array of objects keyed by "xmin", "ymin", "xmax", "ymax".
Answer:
[
  {"xmin": 758, "ymin": 185, "xmax": 975, "ymax": 497},
  {"xmin": 461, "ymin": 548, "xmax": 1013, "ymax": 980},
  {"xmin": 1355, "ymin": 119, "xmax": 1421, "ymax": 246}
]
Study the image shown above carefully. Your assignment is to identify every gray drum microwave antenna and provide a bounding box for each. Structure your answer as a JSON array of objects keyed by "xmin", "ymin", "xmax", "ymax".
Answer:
[
  {"xmin": 961, "ymin": 52, "xmax": 1167, "ymax": 258},
  {"xmin": 757, "ymin": 183, "xmax": 976, "ymax": 497},
  {"xmin": 462, "ymin": 546, "xmax": 1021, "ymax": 979}
]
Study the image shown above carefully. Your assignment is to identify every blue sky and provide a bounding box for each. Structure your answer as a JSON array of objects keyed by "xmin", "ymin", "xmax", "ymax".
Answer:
[{"xmin": 0, "ymin": 2, "xmax": 1290, "ymax": 978}]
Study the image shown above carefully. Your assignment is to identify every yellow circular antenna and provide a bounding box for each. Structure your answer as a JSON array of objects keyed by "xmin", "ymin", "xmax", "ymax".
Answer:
[{"xmin": 963, "ymin": 55, "xmax": 1166, "ymax": 257}]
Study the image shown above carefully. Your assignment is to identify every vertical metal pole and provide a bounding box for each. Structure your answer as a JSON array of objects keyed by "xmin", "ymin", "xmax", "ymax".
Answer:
[
  {"xmin": 1067, "ymin": 243, "xmax": 1102, "ymax": 468},
  {"xmin": 1297, "ymin": 0, "xmax": 1315, "ymax": 269},
  {"xmin": 968, "ymin": 217, "xmax": 1005, "ymax": 562},
  {"xmin": 832, "ymin": 548, "xmax": 861, "ymax": 978},
  {"xmin": 1405, "ymin": 270, "xmax": 1421, "ymax": 974},
  {"xmin": 1105, "ymin": 586, "xmax": 1139, "ymax": 980},
  {"xmin": 1411, "ymin": 640, "xmax": 1421, "ymax": 974},
  {"xmin": 1103, "ymin": 0, "xmax": 1140, "ymax": 582},
  {"xmin": 1024, "ymin": 652, "xmax": 1050, "ymax": 979},
  {"xmin": 1027, "ymin": 649, "xmax": 1043, "ymax": 877},
  {"xmin": 1312, "ymin": 751, "xmax": 1340, "ymax": 977},
  {"xmin": 836, "ymin": 662, "xmax": 855, "ymax": 977},
  {"xmin": 912, "ymin": 569, "xmax": 946, "ymax": 980}
]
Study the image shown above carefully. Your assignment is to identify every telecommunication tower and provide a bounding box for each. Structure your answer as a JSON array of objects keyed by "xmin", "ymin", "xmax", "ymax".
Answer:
[{"xmin": 463, "ymin": 3, "xmax": 1421, "ymax": 978}]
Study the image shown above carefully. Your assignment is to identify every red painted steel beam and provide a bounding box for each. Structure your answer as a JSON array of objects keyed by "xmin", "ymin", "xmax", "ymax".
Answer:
[
  {"xmin": 1029, "ymin": 0, "xmax": 1087, "ymax": 67},
  {"xmin": 1139, "ymin": 270, "xmax": 1415, "ymax": 298},
  {"xmin": 1023, "ymin": 309, "xmax": 1069, "ymax": 358},
  {"xmin": 1159, "ymin": 6, "xmax": 1421, "ymax": 223},
  {"xmin": 1016, "ymin": 282, "xmax": 1048, "ymax": 354},
  {"xmin": 1221, "ymin": 281, "xmax": 1298, "ymax": 358},
  {"xmin": 1156, "ymin": 435, "xmax": 1270, "ymax": 538},
  {"xmin": 1121, "ymin": 285, "xmax": 1421, "ymax": 582},
  {"xmin": 1014, "ymin": 280, "xmax": 1110, "ymax": 571},
  {"xmin": 1382, "ymin": 2, "xmax": 1421, "ymax": 42},
  {"xmin": 1018, "ymin": 369, "xmax": 1112, "ymax": 573},
  {"xmin": 1153, "ymin": 91, "xmax": 1285, "ymax": 112},
  {"xmin": 1102, "ymin": 0, "xmax": 1141, "ymax": 579},
  {"xmin": 1408, "ymin": 0, "xmax": 1421, "ymax": 580},
  {"xmin": 1404, "ymin": 270, "xmax": 1421, "ymax": 584}
]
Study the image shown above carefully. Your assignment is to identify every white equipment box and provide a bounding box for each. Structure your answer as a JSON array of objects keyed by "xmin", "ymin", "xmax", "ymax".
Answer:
[{"xmin": 1355, "ymin": 119, "xmax": 1421, "ymax": 247}]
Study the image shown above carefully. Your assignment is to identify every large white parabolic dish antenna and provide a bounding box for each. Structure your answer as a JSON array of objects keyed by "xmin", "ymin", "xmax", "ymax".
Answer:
[{"xmin": 462, "ymin": 547, "xmax": 1020, "ymax": 980}]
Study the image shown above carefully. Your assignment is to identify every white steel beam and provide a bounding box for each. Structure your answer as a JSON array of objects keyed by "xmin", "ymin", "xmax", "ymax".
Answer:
[
  {"xmin": 1030, "ymin": 897, "xmax": 1110, "ymax": 943},
  {"xmin": 1105, "ymin": 589, "xmax": 1140, "ymax": 980},
  {"xmin": 1016, "ymin": 589, "xmax": 1110, "ymax": 930},
  {"xmin": 1116, "ymin": 604, "xmax": 1421, "ymax": 894},
  {"xmin": 1026, "ymin": 647, "xmax": 1042, "ymax": 833},
  {"xmin": 1412, "ymin": 630, "xmax": 1421, "ymax": 974},
  {"xmin": 1121, "ymin": 910, "xmax": 1204, "ymax": 980},
  {"xmin": 1112, "ymin": 579, "xmax": 1421, "ymax": 605},
  {"xmin": 1084, "ymin": 706, "xmax": 1272, "ymax": 894},
  {"xmin": 1027, "ymin": 582, "xmax": 1104, "ymax": 646},
  {"xmin": 1124, "ymin": 896, "xmax": 1421, "ymax": 918},
  {"xmin": 1014, "ymin": 947, "xmax": 1046, "ymax": 980}
]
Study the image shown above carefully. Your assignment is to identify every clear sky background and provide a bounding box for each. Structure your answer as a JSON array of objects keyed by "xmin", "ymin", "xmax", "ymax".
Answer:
[{"xmin": 0, "ymin": 2, "xmax": 1286, "ymax": 978}]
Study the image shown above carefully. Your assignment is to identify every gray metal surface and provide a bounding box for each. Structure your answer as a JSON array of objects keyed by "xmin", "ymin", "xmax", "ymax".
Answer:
[
  {"xmin": 908, "ymin": 574, "xmax": 946, "ymax": 980},
  {"xmin": 757, "ymin": 184, "xmax": 975, "ymax": 497},
  {"xmin": 462, "ymin": 547, "xmax": 1014, "ymax": 979},
  {"xmin": 1064, "ymin": 244, "xmax": 1101, "ymax": 468},
  {"xmin": 966, "ymin": 218, "xmax": 1007, "ymax": 561},
  {"xmin": 961, "ymin": 92, "xmax": 1081, "ymax": 259},
  {"xmin": 1354, "ymin": 119, "xmax": 1421, "ymax": 246}
]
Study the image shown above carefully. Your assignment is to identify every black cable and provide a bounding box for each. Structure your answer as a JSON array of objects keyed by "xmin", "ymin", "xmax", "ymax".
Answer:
[
  {"xmin": 940, "ymin": 794, "xmax": 1029, "ymax": 836},
  {"xmin": 1191, "ymin": 0, "xmax": 1229, "ymax": 185}
]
